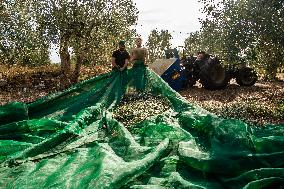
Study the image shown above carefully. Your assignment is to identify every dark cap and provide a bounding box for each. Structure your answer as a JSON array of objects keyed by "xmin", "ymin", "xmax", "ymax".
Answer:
[
  {"xmin": 119, "ymin": 41, "xmax": 125, "ymax": 46},
  {"xmin": 197, "ymin": 51, "xmax": 206, "ymax": 55}
]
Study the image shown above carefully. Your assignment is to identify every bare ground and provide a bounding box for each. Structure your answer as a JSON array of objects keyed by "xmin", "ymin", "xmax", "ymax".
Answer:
[{"xmin": 180, "ymin": 80, "xmax": 284, "ymax": 126}]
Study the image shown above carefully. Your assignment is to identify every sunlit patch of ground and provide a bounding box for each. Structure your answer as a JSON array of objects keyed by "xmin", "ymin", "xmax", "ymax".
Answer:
[{"xmin": 180, "ymin": 80, "xmax": 284, "ymax": 126}]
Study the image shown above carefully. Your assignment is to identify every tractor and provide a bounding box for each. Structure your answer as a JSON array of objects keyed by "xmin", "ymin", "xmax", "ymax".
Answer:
[
  {"xmin": 180, "ymin": 52, "xmax": 258, "ymax": 90},
  {"xmin": 149, "ymin": 48, "xmax": 258, "ymax": 91}
]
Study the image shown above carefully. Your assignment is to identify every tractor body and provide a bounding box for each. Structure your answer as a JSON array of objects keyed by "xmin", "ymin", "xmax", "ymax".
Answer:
[{"xmin": 149, "ymin": 48, "xmax": 257, "ymax": 91}]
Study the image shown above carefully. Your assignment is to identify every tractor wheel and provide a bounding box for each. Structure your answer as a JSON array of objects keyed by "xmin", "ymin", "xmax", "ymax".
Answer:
[
  {"xmin": 188, "ymin": 78, "xmax": 197, "ymax": 87},
  {"xmin": 199, "ymin": 63, "xmax": 228, "ymax": 90},
  {"xmin": 236, "ymin": 67, "xmax": 257, "ymax": 86},
  {"xmin": 186, "ymin": 72, "xmax": 197, "ymax": 87}
]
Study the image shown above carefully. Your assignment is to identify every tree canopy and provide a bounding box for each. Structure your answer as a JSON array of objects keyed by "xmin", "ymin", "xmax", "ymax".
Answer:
[
  {"xmin": 0, "ymin": 0, "xmax": 138, "ymax": 84},
  {"xmin": 185, "ymin": 0, "xmax": 284, "ymax": 79},
  {"xmin": 146, "ymin": 29, "xmax": 172, "ymax": 63},
  {"xmin": 2, "ymin": 0, "xmax": 284, "ymax": 80}
]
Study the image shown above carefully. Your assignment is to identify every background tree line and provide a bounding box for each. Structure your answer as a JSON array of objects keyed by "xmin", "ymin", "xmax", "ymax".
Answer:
[
  {"xmin": 185, "ymin": 0, "xmax": 284, "ymax": 80},
  {"xmin": 0, "ymin": 0, "xmax": 138, "ymax": 85},
  {"xmin": 0, "ymin": 0, "xmax": 173, "ymax": 84},
  {"xmin": 1, "ymin": 0, "xmax": 283, "ymax": 82},
  {"xmin": 143, "ymin": 0, "xmax": 284, "ymax": 81}
]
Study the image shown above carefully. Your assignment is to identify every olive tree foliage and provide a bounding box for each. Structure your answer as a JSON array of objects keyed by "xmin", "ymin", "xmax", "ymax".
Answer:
[
  {"xmin": 245, "ymin": 0, "xmax": 284, "ymax": 79},
  {"xmin": 184, "ymin": 28, "xmax": 223, "ymax": 57},
  {"xmin": 0, "ymin": 1, "xmax": 50, "ymax": 65},
  {"xmin": 0, "ymin": 0, "xmax": 138, "ymax": 84},
  {"xmin": 43, "ymin": 0, "xmax": 138, "ymax": 84},
  {"xmin": 146, "ymin": 29, "xmax": 172, "ymax": 63},
  {"xmin": 184, "ymin": 31, "xmax": 202, "ymax": 56},
  {"xmin": 185, "ymin": 0, "xmax": 284, "ymax": 79}
]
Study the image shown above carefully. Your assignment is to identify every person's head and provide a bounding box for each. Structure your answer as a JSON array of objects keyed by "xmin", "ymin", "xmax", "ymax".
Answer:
[
  {"xmin": 119, "ymin": 41, "xmax": 126, "ymax": 51},
  {"xmin": 197, "ymin": 51, "xmax": 206, "ymax": 60},
  {"xmin": 136, "ymin": 37, "xmax": 142, "ymax": 47}
]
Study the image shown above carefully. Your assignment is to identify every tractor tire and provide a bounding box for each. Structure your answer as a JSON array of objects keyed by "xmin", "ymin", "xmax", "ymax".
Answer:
[
  {"xmin": 236, "ymin": 67, "xmax": 257, "ymax": 86},
  {"xmin": 188, "ymin": 78, "xmax": 197, "ymax": 87},
  {"xmin": 185, "ymin": 72, "xmax": 197, "ymax": 87},
  {"xmin": 199, "ymin": 62, "xmax": 228, "ymax": 90}
]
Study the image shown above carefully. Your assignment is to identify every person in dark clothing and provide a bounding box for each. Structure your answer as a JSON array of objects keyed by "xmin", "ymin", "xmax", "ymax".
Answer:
[
  {"xmin": 194, "ymin": 51, "xmax": 208, "ymax": 71},
  {"xmin": 112, "ymin": 41, "xmax": 130, "ymax": 72}
]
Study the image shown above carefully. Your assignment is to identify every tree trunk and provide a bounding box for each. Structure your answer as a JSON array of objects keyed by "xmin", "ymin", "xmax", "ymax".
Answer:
[
  {"xmin": 59, "ymin": 35, "xmax": 71, "ymax": 88},
  {"xmin": 71, "ymin": 52, "xmax": 84, "ymax": 84}
]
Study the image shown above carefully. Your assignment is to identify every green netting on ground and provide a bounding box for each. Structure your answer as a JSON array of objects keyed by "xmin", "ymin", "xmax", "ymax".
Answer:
[{"xmin": 0, "ymin": 66, "xmax": 283, "ymax": 189}]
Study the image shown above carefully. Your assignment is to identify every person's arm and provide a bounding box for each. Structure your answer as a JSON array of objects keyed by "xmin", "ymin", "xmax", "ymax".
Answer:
[
  {"xmin": 129, "ymin": 49, "xmax": 134, "ymax": 62},
  {"xmin": 120, "ymin": 59, "xmax": 128, "ymax": 71},
  {"xmin": 112, "ymin": 52, "xmax": 119, "ymax": 69},
  {"xmin": 112, "ymin": 57, "xmax": 117, "ymax": 68},
  {"xmin": 120, "ymin": 52, "xmax": 130, "ymax": 71},
  {"xmin": 144, "ymin": 48, "xmax": 148, "ymax": 66}
]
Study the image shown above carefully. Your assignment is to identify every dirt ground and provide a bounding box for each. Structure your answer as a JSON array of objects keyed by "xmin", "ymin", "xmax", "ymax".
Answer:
[{"xmin": 180, "ymin": 80, "xmax": 284, "ymax": 126}]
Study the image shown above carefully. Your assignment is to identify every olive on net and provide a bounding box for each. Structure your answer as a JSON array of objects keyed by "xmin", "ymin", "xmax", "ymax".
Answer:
[{"xmin": 113, "ymin": 93, "xmax": 171, "ymax": 127}]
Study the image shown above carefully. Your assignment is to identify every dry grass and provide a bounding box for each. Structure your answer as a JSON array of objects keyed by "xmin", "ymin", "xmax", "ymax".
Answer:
[
  {"xmin": 0, "ymin": 64, "xmax": 110, "ymax": 105},
  {"xmin": 0, "ymin": 64, "xmax": 60, "ymax": 78}
]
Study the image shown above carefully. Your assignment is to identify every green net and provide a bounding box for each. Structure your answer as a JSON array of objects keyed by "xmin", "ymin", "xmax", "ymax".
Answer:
[{"xmin": 0, "ymin": 66, "xmax": 283, "ymax": 189}]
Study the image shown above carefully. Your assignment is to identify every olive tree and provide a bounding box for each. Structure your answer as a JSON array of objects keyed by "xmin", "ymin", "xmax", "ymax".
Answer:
[
  {"xmin": 34, "ymin": 0, "xmax": 138, "ymax": 84},
  {"xmin": 146, "ymin": 29, "xmax": 172, "ymax": 63},
  {"xmin": 186, "ymin": 0, "xmax": 284, "ymax": 79},
  {"xmin": 0, "ymin": 1, "xmax": 50, "ymax": 65},
  {"xmin": 1, "ymin": 0, "xmax": 139, "ymax": 85}
]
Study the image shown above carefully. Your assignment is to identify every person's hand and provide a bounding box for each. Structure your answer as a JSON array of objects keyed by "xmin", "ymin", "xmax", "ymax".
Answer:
[{"xmin": 114, "ymin": 65, "xmax": 119, "ymax": 70}]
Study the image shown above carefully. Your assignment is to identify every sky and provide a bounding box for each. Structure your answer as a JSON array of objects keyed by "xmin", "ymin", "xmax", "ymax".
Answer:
[
  {"xmin": 133, "ymin": 0, "xmax": 204, "ymax": 47},
  {"xmin": 50, "ymin": 0, "xmax": 204, "ymax": 62}
]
